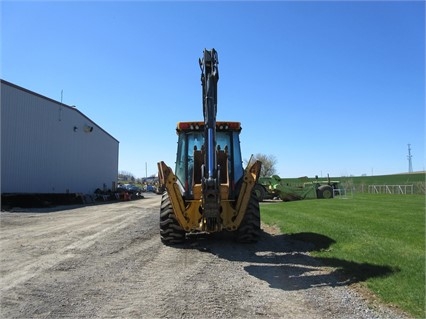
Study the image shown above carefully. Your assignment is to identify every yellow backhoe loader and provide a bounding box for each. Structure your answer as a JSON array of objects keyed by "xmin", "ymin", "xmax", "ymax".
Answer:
[{"xmin": 157, "ymin": 49, "xmax": 262, "ymax": 244}]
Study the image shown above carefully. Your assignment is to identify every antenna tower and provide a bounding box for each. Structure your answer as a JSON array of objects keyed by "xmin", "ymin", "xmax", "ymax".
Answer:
[{"xmin": 407, "ymin": 144, "xmax": 413, "ymax": 173}]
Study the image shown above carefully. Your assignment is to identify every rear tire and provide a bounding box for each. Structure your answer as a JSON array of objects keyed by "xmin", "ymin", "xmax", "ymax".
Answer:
[
  {"xmin": 160, "ymin": 193, "xmax": 186, "ymax": 245},
  {"xmin": 317, "ymin": 185, "xmax": 333, "ymax": 199},
  {"xmin": 236, "ymin": 193, "xmax": 261, "ymax": 243}
]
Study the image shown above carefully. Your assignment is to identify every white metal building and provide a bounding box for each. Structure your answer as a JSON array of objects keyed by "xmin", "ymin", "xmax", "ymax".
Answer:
[{"xmin": 1, "ymin": 80, "xmax": 119, "ymax": 194}]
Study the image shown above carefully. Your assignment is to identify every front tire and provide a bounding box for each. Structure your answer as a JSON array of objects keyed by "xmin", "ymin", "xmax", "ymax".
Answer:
[
  {"xmin": 160, "ymin": 193, "xmax": 185, "ymax": 245},
  {"xmin": 253, "ymin": 184, "xmax": 266, "ymax": 202}
]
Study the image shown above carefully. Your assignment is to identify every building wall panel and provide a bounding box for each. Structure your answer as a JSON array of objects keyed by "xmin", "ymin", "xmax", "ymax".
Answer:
[{"xmin": 1, "ymin": 80, "xmax": 119, "ymax": 194}]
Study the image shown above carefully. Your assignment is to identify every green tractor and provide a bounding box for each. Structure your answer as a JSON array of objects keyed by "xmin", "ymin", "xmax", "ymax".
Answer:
[{"xmin": 254, "ymin": 175, "xmax": 340, "ymax": 202}]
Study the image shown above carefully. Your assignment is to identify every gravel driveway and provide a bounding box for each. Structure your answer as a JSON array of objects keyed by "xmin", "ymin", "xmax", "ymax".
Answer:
[{"xmin": 0, "ymin": 194, "xmax": 411, "ymax": 318}]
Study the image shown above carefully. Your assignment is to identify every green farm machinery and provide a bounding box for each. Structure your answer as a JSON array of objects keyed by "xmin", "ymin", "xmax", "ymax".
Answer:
[{"xmin": 254, "ymin": 175, "xmax": 340, "ymax": 202}]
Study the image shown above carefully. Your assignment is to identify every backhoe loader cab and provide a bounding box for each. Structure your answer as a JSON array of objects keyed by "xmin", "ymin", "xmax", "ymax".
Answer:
[
  {"xmin": 157, "ymin": 49, "xmax": 262, "ymax": 245},
  {"xmin": 174, "ymin": 121, "xmax": 244, "ymax": 198}
]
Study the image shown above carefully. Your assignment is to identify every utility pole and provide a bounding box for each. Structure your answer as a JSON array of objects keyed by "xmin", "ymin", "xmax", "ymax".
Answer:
[{"xmin": 407, "ymin": 144, "xmax": 413, "ymax": 173}]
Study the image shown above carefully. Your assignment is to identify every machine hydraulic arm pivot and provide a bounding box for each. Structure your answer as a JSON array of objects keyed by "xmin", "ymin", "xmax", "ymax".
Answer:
[{"xmin": 199, "ymin": 48, "xmax": 220, "ymax": 230}]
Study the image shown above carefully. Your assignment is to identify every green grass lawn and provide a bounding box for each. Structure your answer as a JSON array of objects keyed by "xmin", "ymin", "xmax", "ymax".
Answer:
[{"xmin": 260, "ymin": 193, "xmax": 425, "ymax": 318}]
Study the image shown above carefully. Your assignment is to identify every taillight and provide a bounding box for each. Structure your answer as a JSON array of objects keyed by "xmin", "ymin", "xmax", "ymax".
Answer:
[
  {"xmin": 178, "ymin": 122, "xmax": 191, "ymax": 130},
  {"xmin": 227, "ymin": 122, "xmax": 240, "ymax": 130},
  {"xmin": 177, "ymin": 122, "xmax": 203, "ymax": 131}
]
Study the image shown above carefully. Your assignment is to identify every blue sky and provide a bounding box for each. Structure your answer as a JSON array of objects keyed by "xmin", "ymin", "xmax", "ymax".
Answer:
[{"xmin": 2, "ymin": 1, "xmax": 425, "ymax": 178}]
